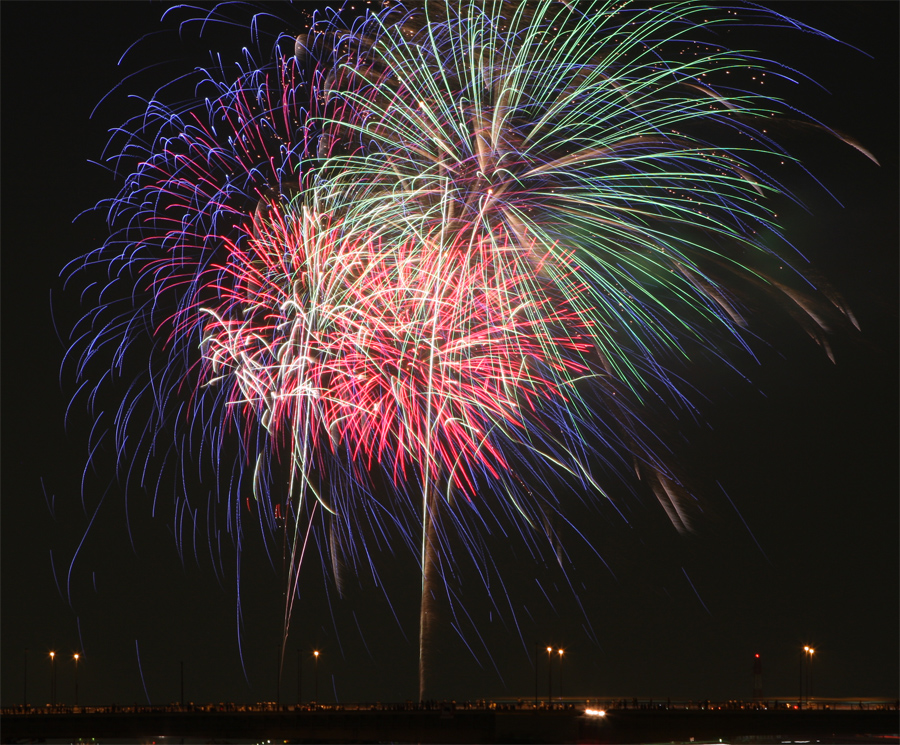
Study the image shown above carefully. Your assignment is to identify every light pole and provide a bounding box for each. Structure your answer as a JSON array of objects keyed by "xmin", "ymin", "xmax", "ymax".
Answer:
[
  {"xmin": 313, "ymin": 650, "xmax": 320, "ymax": 707},
  {"xmin": 533, "ymin": 642, "xmax": 539, "ymax": 708},
  {"xmin": 276, "ymin": 644, "xmax": 281, "ymax": 707},
  {"xmin": 801, "ymin": 646, "xmax": 815, "ymax": 708},
  {"xmin": 558, "ymin": 649, "xmax": 564, "ymax": 701},
  {"xmin": 49, "ymin": 652, "xmax": 56, "ymax": 706},
  {"xmin": 73, "ymin": 653, "xmax": 80, "ymax": 707},
  {"xmin": 805, "ymin": 647, "xmax": 815, "ymax": 706},
  {"xmin": 546, "ymin": 646, "xmax": 553, "ymax": 705}
]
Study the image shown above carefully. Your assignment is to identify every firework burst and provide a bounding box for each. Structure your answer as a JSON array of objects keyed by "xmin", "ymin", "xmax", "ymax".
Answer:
[{"xmin": 67, "ymin": 0, "xmax": 866, "ymax": 697}]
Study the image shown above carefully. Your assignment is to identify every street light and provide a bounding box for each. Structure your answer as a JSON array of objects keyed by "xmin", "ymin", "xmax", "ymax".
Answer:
[
  {"xmin": 558, "ymin": 649, "xmax": 564, "ymax": 701},
  {"xmin": 313, "ymin": 650, "xmax": 320, "ymax": 707},
  {"xmin": 801, "ymin": 646, "xmax": 815, "ymax": 708},
  {"xmin": 73, "ymin": 654, "xmax": 80, "ymax": 707},
  {"xmin": 49, "ymin": 652, "xmax": 56, "ymax": 706},
  {"xmin": 806, "ymin": 647, "xmax": 815, "ymax": 706},
  {"xmin": 546, "ymin": 646, "xmax": 553, "ymax": 705},
  {"xmin": 275, "ymin": 644, "xmax": 281, "ymax": 707}
]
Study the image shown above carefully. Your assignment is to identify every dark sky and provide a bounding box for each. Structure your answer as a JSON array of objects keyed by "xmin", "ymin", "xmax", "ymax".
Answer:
[{"xmin": 2, "ymin": 1, "xmax": 897, "ymax": 708}]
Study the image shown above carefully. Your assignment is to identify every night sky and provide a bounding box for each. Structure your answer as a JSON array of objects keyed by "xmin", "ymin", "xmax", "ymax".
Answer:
[{"xmin": 2, "ymin": 1, "xmax": 897, "ymax": 708}]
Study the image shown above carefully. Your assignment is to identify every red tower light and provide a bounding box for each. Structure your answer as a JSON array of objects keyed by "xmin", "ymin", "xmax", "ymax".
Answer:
[{"xmin": 752, "ymin": 654, "xmax": 763, "ymax": 700}]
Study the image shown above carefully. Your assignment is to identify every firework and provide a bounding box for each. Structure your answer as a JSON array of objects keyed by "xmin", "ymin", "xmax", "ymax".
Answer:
[{"xmin": 68, "ymin": 0, "xmax": 865, "ymax": 697}]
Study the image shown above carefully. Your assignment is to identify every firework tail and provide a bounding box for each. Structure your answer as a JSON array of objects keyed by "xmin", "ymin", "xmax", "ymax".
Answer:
[{"xmin": 419, "ymin": 484, "xmax": 440, "ymax": 702}]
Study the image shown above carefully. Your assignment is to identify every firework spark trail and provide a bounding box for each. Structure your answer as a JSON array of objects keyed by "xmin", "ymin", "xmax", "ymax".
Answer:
[{"xmin": 67, "ymin": 0, "xmax": 867, "ymax": 697}]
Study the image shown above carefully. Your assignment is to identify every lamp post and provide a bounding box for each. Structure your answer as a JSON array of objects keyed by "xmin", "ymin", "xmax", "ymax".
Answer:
[
  {"xmin": 276, "ymin": 644, "xmax": 281, "ymax": 707},
  {"xmin": 73, "ymin": 654, "xmax": 80, "ymax": 707},
  {"xmin": 313, "ymin": 650, "xmax": 320, "ymax": 707},
  {"xmin": 801, "ymin": 646, "xmax": 814, "ymax": 708},
  {"xmin": 49, "ymin": 652, "xmax": 56, "ymax": 706},
  {"xmin": 806, "ymin": 647, "xmax": 815, "ymax": 706},
  {"xmin": 558, "ymin": 649, "xmax": 564, "ymax": 701},
  {"xmin": 546, "ymin": 646, "xmax": 553, "ymax": 705},
  {"xmin": 801, "ymin": 646, "xmax": 806, "ymax": 708}
]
